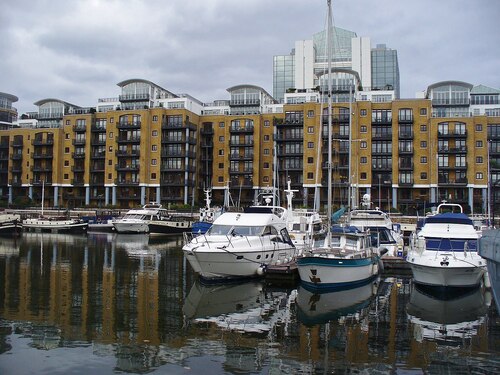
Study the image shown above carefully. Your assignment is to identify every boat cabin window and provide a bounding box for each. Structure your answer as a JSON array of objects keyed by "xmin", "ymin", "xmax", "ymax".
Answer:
[
  {"xmin": 346, "ymin": 237, "xmax": 358, "ymax": 248},
  {"xmin": 262, "ymin": 226, "xmax": 273, "ymax": 236},
  {"xmin": 331, "ymin": 236, "xmax": 341, "ymax": 247},
  {"xmin": 231, "ymin": 225, "xmax": 265, "ymax": 236},
  {"xmin": 207, "ymin": 224, "xmax": 233, "ymax": 235}
]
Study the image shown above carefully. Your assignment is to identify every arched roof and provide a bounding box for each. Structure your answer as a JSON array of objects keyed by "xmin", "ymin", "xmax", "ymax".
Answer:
[
  {"xmin": 226, "ymin": 84, "xmax": 277, "ymax": 103},
  {"xmin": 33, "ymin": 98, "xmax": 80, "ymax": 108},
  {"xmin": 0, "ymin": 92, "xmax": 18, "ymax": 102},
  {"xmin": 426, "ymin": 80, "xmax": 473, "ymax": 97},
  {"xmin": 117, "ymin": 78, "xmax": 177, "ymax": 97},
  {"xmin": 316, "ymin": 68, "xmax": 362, "ymax": 89}
]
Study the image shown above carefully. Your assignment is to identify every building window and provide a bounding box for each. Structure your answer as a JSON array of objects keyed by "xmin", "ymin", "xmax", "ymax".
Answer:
[
  {"xmin": 152, "ymin": 145, "xmax": 157, "ymax": 151},
  {"xmin": 360, "ymin": 141, "xmax": 367, "ymax": 149},
  {"xmin": 219, "ymin": 122, "xmax": 225, "ymax": 128},
  {"xmin": 264, "ymin": 120, "xmax": 270, "ymax": 127},
  {"xmin": 307, "ymin": 172, "xmax": 313, "ymax": 180},
  {"xmin": 219, "ymin": 136, "xmax": 224, "ymax": 142},
  {"xmin": 263, "ymin": 176, "xmax": 270, "ymax": 182},
  {"xmin": 420, "ymin": 156, "xmax": 427, "ymax": 163},
  {"xmin": 360, "ymin": 126, "xmax": 367, "ymax": 133},
  {"xmin": 152, "ymin": 130, "xmax": 158, "ymax": 136},
  {"xmin": 420, "ymin": 172, "xmax": 427, "ymax": 179},
  {"xmin": 308, "ymin": 157, "xmax": 314, "ymax": 164},
  {"xmin": 153, "ymin": 115, "xmax": 158, "ymax": 122},
  {"xmin": 64, "ymin": 160, "xmax": 69, "ymax": 166},
  {"xmin": 66, "ymin": 120, "xmax": 70, "ymax": 125},
  {"xmin": 151, "ymin": 159, "xmax": 157, "ymax": 165},
  {"xmin": 218, "ymin": 149, "xmax": 224, "ymax": 156},
  {"xmin": 109, "ymin": 146, "xmax": 113, "ymax": 152},
  {"xmin": 420, "ymin": 108, "xmax": 427, "ymax": 116},
  {"xmin": 151, "ymin": 173, "xmax": 156, "ymax": 179},
  {"xmin": 218, "ymin": 163, "xmax": 224, "ymax": 169},
  {"xmin": 420, "ymin": 124, "xmax": 427, "ymax": 132},
  {"xmin": 264, "ymin": 162, "xmax": 270, "ymax": 168},
  {"xmin": 307, "ymin": 142, "xmax": 314, "ymax": 148},
  {"xmin": 64, "ymin": 174, "xmax": 69, "ymax": 179},
  {"xmin": 264, "ymin": 135, "xmax": 270, "ymax": 141},
  {"xmin": 109, "ymin": 118, "xmax": 114, "ymax": 123},
  {"xmin": 108, "ymin": 173, "xmax": 112, "ymax": 180},
  {"xmin": 218, "ymin": 176, "xmax": 224, "ymax": 182},
  {"xmin": 264, "ymin": 148, "xmax": 270, "ymax": 155},
  {"xmin": 420, "ymin": 141, "xmax": 427, "ymax": 148},
  {"xmin": 360, "ymin": 172, "xmax": 367, "ymax": 180},
  {"xmin": 308, "ymin": 126, "xmax": 314, "ymax": 134},
  {"xmin": 360, "ymin": 157, "xmax": 367, "ymax": 163},
  {"xmin": 360, "ymin": 109, "xmax": 367, "ymax": 116},
  {"xmin": 476, "ymin": 156, "xmax": 483, "ymax": 163},
  {"xmin": 307, "ymin": 110, "xmax": 314, "ymax": 118},
  {"xmin": 476, "ymin": 172, "xmax": 483, "ymax": 179},
  {"xmin": 108, "ymin": 160, "xmax": 112, "ymax": 166},
  {"xmin": 65, "ymin": 147, "xmax": 70, "ymax": 153},
  {"xmin": 476, "ymin": 140, "xmax": 483, "ymax": 148},
  {"xmin": 476, "ymin": 124, "xmax": 483, "ymax": 131}
]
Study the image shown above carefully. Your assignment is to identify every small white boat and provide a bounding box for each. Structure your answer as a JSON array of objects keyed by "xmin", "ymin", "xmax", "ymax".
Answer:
[
  {"xmin": 22, "ymin": 216, "xmax": 88, "ymax": 233},
  {"xmin": 347, "ymin": 194, "xmax": 404, "ymax": 257},
  {"xmin": 284, "ymin": 179, "xmax": 325, "ymax": 251},
  {"xmin": 192, "ymin": 188, "xmax": 224, "ymax": 235},
  {"xmin": 112, "ymin": 203, "xmax": 192, "ymax": 234},
  {"xmin": 0, "ymin": 213, "xmax": 22, "ymax": 236},
  {"xmin": 407, "ymin": 202, "xmax": 486, "ymax": 289},
  {"xmin": 182, "ymin": 204, "xmax": 296, "ymax": 281},
  {"xmin": 297, "ymin": 225, "xmax": 380, "ymax": 290}
]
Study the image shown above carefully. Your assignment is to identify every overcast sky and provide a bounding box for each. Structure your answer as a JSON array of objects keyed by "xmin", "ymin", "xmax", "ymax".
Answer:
[{"xmin": 2, "ymin": 0, "xmax": 499, "ymax": 115}]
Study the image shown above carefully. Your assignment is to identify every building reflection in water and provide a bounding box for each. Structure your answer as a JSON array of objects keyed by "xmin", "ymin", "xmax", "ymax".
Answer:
[{"xmin": 0, "ymin": 233, "xmax": 497, "ymax": 374}]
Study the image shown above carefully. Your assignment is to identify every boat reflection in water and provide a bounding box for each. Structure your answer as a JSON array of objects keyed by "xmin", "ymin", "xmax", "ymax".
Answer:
[
  {"xmin": 183, "ymin": 280, "xmax": 294, "ymax": 335},
  {"xmin": 296, "ymin": 278, "xmax": 378, "ymax": 326},
  {"xmin": 407, "ymin": 284, "xmax": 490, "ymax": 344}
]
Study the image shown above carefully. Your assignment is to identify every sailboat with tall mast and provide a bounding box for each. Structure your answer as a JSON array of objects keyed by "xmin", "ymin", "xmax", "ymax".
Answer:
[
  {"xmin": 296, "ymin": 0, "xmax": 380, "ymax": 290},
  {"xmin": 23, "ymin": 180, "xmax": 88, "ymax": 233}
]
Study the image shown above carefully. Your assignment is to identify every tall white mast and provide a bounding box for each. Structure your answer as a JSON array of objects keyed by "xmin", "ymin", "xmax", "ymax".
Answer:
[{"xmin": 326, "ymin": 0, "xmax": 333, "ymax": 246}]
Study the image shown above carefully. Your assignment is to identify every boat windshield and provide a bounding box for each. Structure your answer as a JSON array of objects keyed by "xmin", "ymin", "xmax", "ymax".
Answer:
[
  {"xmin": 124, "ymin": 214, "xmax": 145, "ymax": 220},
  {"xmin": 207, "ymin": 224, "xmax": 266, "ymax": 236}
]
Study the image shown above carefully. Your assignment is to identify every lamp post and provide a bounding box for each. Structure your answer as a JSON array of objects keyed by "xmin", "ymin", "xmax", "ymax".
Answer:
[{"xmin": 378, "ymin": 174, "xmax": 381, "ymax": 209}]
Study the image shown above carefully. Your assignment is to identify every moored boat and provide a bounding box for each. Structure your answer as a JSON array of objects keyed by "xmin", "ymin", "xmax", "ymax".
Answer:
[
  {"xmin": 191, "ymin": 188, "xmax": 223, "ymax": 235},
  {"xmin": 112, "ymin": 203, "xmax": 192, "ymax": 234},
  {"xmin": 0, "ymin": 213, "xmax": 22, "ymax": 236},
  {"xmin": 407, "ymin": 202, "xmax": 486, "ymax": 289},
  {"xmin": 22, "ymin": 216, "xmax": 88, "ymax": 233},
  {"xmin": 182, "ymin": 204, "xmax": 296, "ymax": 281},
  {"xmin": 297, "ymin": 225, "xmax": 380, "ymax": 290}
]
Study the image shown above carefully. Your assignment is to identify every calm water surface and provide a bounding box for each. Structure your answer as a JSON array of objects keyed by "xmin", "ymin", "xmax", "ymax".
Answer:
[{"xmin": 0, "ymin": 232, "xmax": 499, "ymax": 374}]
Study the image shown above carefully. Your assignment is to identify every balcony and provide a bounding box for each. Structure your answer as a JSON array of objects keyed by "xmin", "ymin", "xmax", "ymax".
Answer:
[
  {"xmin": 32, "ymin": 138, "xmax": 54, "ymax": 146},
  {"xmin": 90, "ymin": 164, "xmax": 105, "ymax": 172},
  {"xmin": 229, "ymin": 153, "xmax": 253, "ymax": 161},
  {"xmin": 72, "ymin": 139, "xmax": 86, "ymax": 146},
  {"xmin": 398, "ymin": 177, "xmax": 414, "ymax": 186},
  {"xmin": 117, "ymin": 121, "xmax": 141, "ymax": 129},
  {"xmin": 437, "ymin": 130, "xmax": 467, "ymax": 138},
  {"xmin": 72, "ymin": 152, "xmax": 86, "ymax": 159},
  {"xmin": 372, "ymin": 132, "xmax": 392, "ymax": 140},
  {"xmin": 230, "ymin": 125, "xmax": 254, "ymax": 133},
  {"xmin": 33, "ymin": 152, "xmax": 53, "ymax": 159},
  {"xmin": 73, "ymin": 124, "xmax": 87, "ymax": 132},
  {"xmin": 116, "ymin": 150, "xmax": 140, "ymax": 157},
  {"xmin": 91, "ymin": 124, "xmax": 106, "ymax": 132},
  {"xmin": 438, "ymin": 146, "xmax": 467, "ymax": 154},
  {"xmin": 72, "ymin": 165, "xmax": 85, "ymax": 172},
  {"xmin": 31, "ymin": 165, "xmax": 53, "ymax": 172},
  {"xmin": 10, "ymin": 153, "xmax": 22, "ymax": 160},
  {"xmin": 117, "ymin": 136, "xmax": 141, "ymax": 144},
  {"xmin": 398, "ymin": 131, "xmax": 414, "ymax": 139},
  {"xmin": 438, "ymin": 177, "xmax": 468, "ymax": 186},
  {"xmin": 71, "ymin": 179, "xmax": 85, "ymax": 186},
  {"xmin": 10, "ymin": 141, "xmax": 23, "ymax": 148},
  {"xmin": 398, "ymin": 115, "xmax": 413, "ymax": 123},
  {"xmin": 115, "ymin": 164, "xmax": 140, "ymax": 171},
  {"xmin": 119, "ymin": 93, "xmax": 150, "ymax": 102},
  {"xmin": 200, "ymin": 127, "xmax": 214, "ymax": 135},
  {"xmin": 9, "ymin": 166, "xmax": 22, "ymax": 173},
  {"xmin": 115, "ymin": 179, "xmax": 140, "ymax": 186},
  {"xmin": 91, "ymin": 138, "xmax": 106, "ymax": 146},
  {"xmin": 275, "ymin": 134, "xmax": 303, "ymax": 142},
  {"xmin": 398, "ymin": 147, "xmax": 413, "ymax": 154},
  {"xmin": 432, "ymin": 98, "xmax": 469, "ymax": 106},
  {"xmin": 229, "ymin": 140, "xmax": 254, "ymax": 147}
]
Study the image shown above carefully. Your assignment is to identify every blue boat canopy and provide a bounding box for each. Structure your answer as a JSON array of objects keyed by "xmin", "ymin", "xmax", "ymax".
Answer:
[
  {"xmin": 425, "ymin": 212, "xmax": 473, "ymax": 225},
  {"xmin": 331, "ymin": 225, "xmax": 362, "ymax": 234}
]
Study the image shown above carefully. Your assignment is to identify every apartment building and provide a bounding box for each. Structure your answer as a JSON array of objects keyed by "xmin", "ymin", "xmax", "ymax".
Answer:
[{"xmin": 1, "ymin": 79, "xmax": 499, "ymax": 215}]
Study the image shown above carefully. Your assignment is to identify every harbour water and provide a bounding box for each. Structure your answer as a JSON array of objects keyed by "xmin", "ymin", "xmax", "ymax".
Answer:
[{"xmin": 0, "ymin": 232, "xmax": 499, "ymax": 374}]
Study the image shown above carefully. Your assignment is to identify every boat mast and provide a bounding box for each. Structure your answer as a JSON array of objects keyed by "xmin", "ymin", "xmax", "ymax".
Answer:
[
  {"xmin": 326, "ymin": 0, "xmax": 333, "ymax": 246},
  {"xmin": 348, "ymin": 84, "xmax": 353, "ymax": 210},
  {"xmin": 41, "ymin": 179, "xmax": 45, "ymax": 216}
]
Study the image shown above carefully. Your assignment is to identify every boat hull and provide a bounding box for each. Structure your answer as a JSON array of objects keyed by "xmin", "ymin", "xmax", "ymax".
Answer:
[
  {"xmin": 148, "ymin": 220, "xmax": 192, "ymax": 235},
  {"xmin": 183, "ymin": 239, "xmax": 296, "ymax": 281},
  {"xmin": 407, "ymin": 254, "xmax": 486, "ymax": 288},
  {"xmin": 297, "ymin": 255, "xmax": 379, "ymax": 290},
  {"xmin": 22, "ymin": 220, "xmax": 88, "ymax": 234},
  {"xmin": 112, "ymin": 220, "xmax": 148, "ymax": 233}
]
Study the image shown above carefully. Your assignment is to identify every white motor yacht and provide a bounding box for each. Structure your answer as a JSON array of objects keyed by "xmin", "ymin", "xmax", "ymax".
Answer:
[
  {"xmin": 407, "ymin": 203, "xmax": 486, "ymax": 288},
  {"xmin": 182, "ymin": 204, "xmax": 296, "ymax": 281}
]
